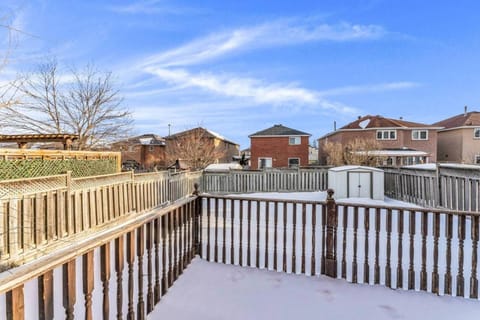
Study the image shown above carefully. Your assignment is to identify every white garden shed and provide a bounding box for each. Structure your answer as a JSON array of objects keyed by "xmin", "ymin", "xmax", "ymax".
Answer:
[{"xmin": 328, "ymin": 165, "xmax": 384, "ymax": 200}]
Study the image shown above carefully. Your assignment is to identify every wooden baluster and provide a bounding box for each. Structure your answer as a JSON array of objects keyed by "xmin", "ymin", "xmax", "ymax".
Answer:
[
  {"xmin": 256, "ymin": 200, "xmax": 261, "ymax": 268},
  {"xmin": 470, "ymin": 215, "xmax": 479, "ymax": 299},
  {"xmin": 137, "ymin": 225, "xmax": 145, "ymax": 319},
  {"xmin": 188, "ymin": 201, "xmax": 193, "ymax": 262},
  {"xmin": 420, "ymin": 212, "xmax": 428, "ymax": 291},
  {"xmin": 6, "ymin": 285, "xmax": 24, "ymax": 320},
  {"xmin": 457, "ymin": 215, "xmax": 466, "ymax": 297},
  {"xmin": 237, "ymin": 200, "xmax": 242, "ymax": 266},
  {"xmin": 101, "ymin": 243, "xmax": 111, "ymax": 319},
  {"xmin": 222, "ymin": 198, "xmax": 227, "ymax": 264},
  {"xmin": 311, "ymin": 204, "xmax": 317, "ymax": 276},
  {"xmin": 292, "ymin": 203, "xmax": 297, "ymax": 274},
  {"xmin": 385, "ymin": 209, "xmax": 392, "ymax": 288},
  {"xmin": 154, "ymin": 218, "xmax": 161, "ymax": 303},
  {"xmin": 179, "ymin": 206, "xmax": 184, "ymax": 274},
  {"xmin": 274, "ymin": 202, "xmax": 278, "ymax": 271},
  {"xmin": 173, "ymin": 208, "xmax": 179, "ymax": 280},
  {"xmin": 407, "ymin": 210, "xmax": 416, "ymax": 290},
  {"xmin": 230, "ymin": 199, "xmax": 235, "ymax": 265},
  {"xmin": 247, "ymin": 200, "xmax": 252, "ymax": 266},
  {"xmin": 374, "ymin": 208, "xmax": 381, "ymax": 284},
  {"xmin": 197, "ymin": 197, "xmax": 203, "ymax": 258},
  {"xmin": 115, "ymin": 236, "xmax": 124, "ymax": 320},
  {"xmin": 214, "ymin": 198, "xmax": 219, "ymax": 262},
  {"xmin": 364, "ymin": 208, "xmax": 370, "ymax": 283},
  {"xmin": 265, "ymin": 201, "xmax": 270, "ymax": 269},
  {"xmin": 321, "ymin": 204, "xmax": 326, "ymax": 276},
  {"xmin": 207, "ymin": 199, "xmax": 211, "ymax": 261},
  {"xmin": 301, "ymin": 203, "xmax": 306, "ymax": 274},
  {"xmin": 146, "ymin": 222, "xmax": 154, "ymax": 313},
  {"xmin": 445, "ymin": 213, "xmax": 453, "ymax": 295},
  {"xmin": 168, "ymin": 211, "xmax": 173, "ymax": 286},
  {"xmin": 432, "ymin": 213, "xmax": 440, "ymax": 294},
  {"xmin": 83, "ymin": 250, "xmax": 94, "ymax": 320},
  {"xmin": 161, "ymin": 215, "xmax": 168, "ymax": 296},
  {"xmin": 397, "ymin": 210, "xmax": 404, "ymax": 289},
  {"xmin": 38, "ymin": 271, "xmax": 54, "ymax": 320},
  {"xmin": 127, "ymin": 231, "xmax": 135, "ymax": 320},
  {"xmin": 283, "ymin": 203, "xmax": 288, "ymax": 272},
  {"xmin": 63, "ymin": 260, "xmax": 76, "ymax": 320},
  {"xmin": 341, "ymin": 206, "xmax": 348, "ymax": 279}
]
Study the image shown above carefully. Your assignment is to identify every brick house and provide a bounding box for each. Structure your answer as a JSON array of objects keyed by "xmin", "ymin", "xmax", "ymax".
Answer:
[
  {"xmin": 434, "ymin": 108, "xmax": 480, "ymax": 164},
  {"xmin": 318, "ymin": 115, "xmax": 441, "ymax": 166},
  {"xmin": 165, "ymin": 127, "xmax": 239, "ymax": 168},
  {"xmin": 249, "ymin": 124, "xmax": 311, "ymax": 169},
  {"xmin": 111, "ymin": 134, "xmax": 166, "ymax": 170}
]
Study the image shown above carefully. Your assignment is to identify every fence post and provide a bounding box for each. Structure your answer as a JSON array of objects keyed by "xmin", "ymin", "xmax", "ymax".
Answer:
[
  {"xmin": 66, "ymin": 171, "xmax": 73, "ymax": 235},
  {"xmin": 325, "ymin": 188, "xmax": 338, "ymax": 278},
  {"xmin": 192, "ymin": 183, "xmax": 202, "ymax": 257}
]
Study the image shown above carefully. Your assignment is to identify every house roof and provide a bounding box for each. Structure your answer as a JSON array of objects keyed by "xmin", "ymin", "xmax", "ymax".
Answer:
[
  {"xmin": 340, "ymin": 115, "xmax": 438, "ymax": 130},
  {"xmin": 114, "ymin": 134, "xmax": 165, "ymax": 146},
  {"xmin": 249, "ymin": 124, "xmax": 311, "ymax": 137},
  {"xmin": 166, "ymin": 127, "xmax": 239, "ymax": 146},
  {"xmin": 433, "ymin": 111, "xmax": 480, "ymax": 129}
]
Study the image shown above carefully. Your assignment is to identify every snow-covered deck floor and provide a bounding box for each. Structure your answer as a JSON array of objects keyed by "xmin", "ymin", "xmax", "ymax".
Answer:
[{"xmin": 149, "ymin": 258, "xmax": 479, "ymax": 320}]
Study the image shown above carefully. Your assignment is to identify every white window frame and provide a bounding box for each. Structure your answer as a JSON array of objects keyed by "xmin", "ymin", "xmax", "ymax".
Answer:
[
  {"xmin": 474, "ymin": 128, "xmax": 480, "ymax": 139},
  {"xmin": 288, "ymin": 158, "xmax": 300, "ymax": 168},
  {"xmin": 289, "ymin": 136, "xmax": 301, "ymax": 145},
  {"xmin": 258, "ymin": 157, "xmax": 272, "ymax": 169},
  {"xmin": 376, "ymin": 130, "xmax": 397, "ymax": 140},
  {"xmin": 412, "ymin": 130, "xmax": 428, "ymax": 140}
]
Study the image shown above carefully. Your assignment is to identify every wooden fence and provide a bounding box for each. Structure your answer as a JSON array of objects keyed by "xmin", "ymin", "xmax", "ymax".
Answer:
[
  {"xmin": 199, "ymin": 191, "xmax": 480, "ymax": 299},
  {"xmin": 0, "ymin": 170, "xmax": 202, "ymax": 263},
  {"xmin": 384, "ymin": 164, "xmax": 480, "ymax": 211},
  {"xmin": 202, "ymin": 168, "xmax": 329, "ymax": 193}
]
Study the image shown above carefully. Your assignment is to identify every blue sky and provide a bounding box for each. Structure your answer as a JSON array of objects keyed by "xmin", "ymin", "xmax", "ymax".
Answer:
[{"xmin": 1, "ymin": 0, "xmax": 480, "ymax": 149}]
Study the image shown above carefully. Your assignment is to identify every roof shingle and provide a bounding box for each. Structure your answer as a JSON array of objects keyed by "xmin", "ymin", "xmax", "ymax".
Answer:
[{"xmin": 249, "ymin": 124, "xmax": 311, "ymax": 137}]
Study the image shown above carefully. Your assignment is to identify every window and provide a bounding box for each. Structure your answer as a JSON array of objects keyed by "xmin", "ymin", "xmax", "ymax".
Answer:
[
  {"xmin": 476, "ymin": 155, "xmax": 480, "ymax": 164},
  {"xmin": 288, "ymin": 158, "xmax": 300, "ymax": 168},
  {"xmin": 474, "ymin": 128, "xmax": 480, "ymax": 139},
  {"xmin": 412, "ymin": 130, "xmax": 428, "ymax": 140},
  {"xmin": 376, "ymin": 130, "xmax": 397, "ymax": 140},
  {"xmin": 258, "ymin": 157, "xmax": 272, "ymax": 169},
  {"xmin": 289, "ymin": 136, "xmax": 301, "ymax": 145}
]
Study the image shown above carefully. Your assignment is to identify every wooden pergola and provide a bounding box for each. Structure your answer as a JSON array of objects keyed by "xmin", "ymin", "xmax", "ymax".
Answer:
[{"xmin": 0, "ymin": 134, "xmax": 79, "ymax": 150}]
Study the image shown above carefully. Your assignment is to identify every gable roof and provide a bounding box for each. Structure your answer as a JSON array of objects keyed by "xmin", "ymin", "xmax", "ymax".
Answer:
[
  {"xmin": 433, "ymin": 111, "xmax": 480, "ymax": 129},
  {"xmin": 114, "ymin": 133, "xmax": 165, "ymax": 146},
  {"xmin": 340, "ymin": 115, "xmax": 438, "ymax": 130},
  {"xmin": 249, "ymin": 124, "xmax": 311, "ymax": 137},
  {"xmin": 166, "ymin": 127, "xmax": 238, "ymax": 146}
]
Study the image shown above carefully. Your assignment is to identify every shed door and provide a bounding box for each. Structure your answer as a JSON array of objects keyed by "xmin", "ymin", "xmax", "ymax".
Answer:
[{"xmin": 348, "ymin": 172, "xmax": 371, "ymax": 198}]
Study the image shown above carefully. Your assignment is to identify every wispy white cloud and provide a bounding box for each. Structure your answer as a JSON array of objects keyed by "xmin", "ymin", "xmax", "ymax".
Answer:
[
  {"xmin": 140, "ymin": 19, "xmax": 386, "ymax": 67},
  {"xmin": 108, "ymin": 0, "xmax": 194, "ymax": 15},
  {"xmin": 319, "ymin": 81, "xmax": 421, "ymax": 97}
]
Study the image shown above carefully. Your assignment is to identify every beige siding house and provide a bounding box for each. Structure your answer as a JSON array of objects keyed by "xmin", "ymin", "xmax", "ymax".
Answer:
[{"xmin": 434, "ymin": 109, "xmax": 480, "ymax": 164}]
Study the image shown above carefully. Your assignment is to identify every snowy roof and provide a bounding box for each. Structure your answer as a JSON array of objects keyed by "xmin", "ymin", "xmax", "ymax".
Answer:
[
  {"xmin": 204, "ymin": 163, "xmax": 243, "ymax": 172},
  {"xmin": 355, "ymin": 149, "xmax": 429, "ymax": 156},
  {"xmin": 328, "ymin": 165, "xmax": 383, "ymax": 172}
]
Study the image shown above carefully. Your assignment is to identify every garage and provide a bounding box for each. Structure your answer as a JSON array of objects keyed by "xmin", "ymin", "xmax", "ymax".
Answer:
[{"xmin": 327, "ymin": 165, "xmax": 384, "ymax": 200}]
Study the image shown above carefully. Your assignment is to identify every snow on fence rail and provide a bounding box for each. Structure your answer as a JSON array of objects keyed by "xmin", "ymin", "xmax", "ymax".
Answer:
[
  {"xmin": 384, "ymin": 164, "xmax": 480, "ymax": 211},
  {"xmin": 202, "ymin": 168, "xmax": 329, "ymax": 193},
  {"xmin": 0, "ymin": 170, "xmax": 202, "ymax": 263},
  {"xmin": 199, "ymin": 191, "xmax": 480, "ymax": 299}
]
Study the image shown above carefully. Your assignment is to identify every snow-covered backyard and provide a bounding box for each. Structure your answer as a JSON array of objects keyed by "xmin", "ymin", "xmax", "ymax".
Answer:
[{"xmin": 149, "ymin": 258, "xmax": 479, "ymax": 320}]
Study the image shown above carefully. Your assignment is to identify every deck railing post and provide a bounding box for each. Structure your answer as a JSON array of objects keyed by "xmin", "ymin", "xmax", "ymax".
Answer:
[
  {"xmin": 192, "ymin": 183, "xmax": 202, "ymax": 256},
  {"xmin": 325, "ymin": 188, "xmax": 338, "ymax": 278}
]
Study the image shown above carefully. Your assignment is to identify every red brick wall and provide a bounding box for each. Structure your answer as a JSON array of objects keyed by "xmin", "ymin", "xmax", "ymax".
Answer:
[{"xmin": 250, "ymin": 136, "xmax": 309, "ymax": 169}]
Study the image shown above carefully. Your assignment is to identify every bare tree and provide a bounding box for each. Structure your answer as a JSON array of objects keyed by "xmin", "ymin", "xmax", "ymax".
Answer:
[
  {"xmin": 166, "ymin": 127, "xmax": 226, "ymax": 170},
  {"xmin": 0, "ymin": 14, "xmax": 20, "ymax": 108},
  {"xmin": 322, "ymin": 138, "xmax": 385, "ymax": 166},
  {"xmin": 0, "ymin": 60, "xmax": 132, "ymax": 149}
]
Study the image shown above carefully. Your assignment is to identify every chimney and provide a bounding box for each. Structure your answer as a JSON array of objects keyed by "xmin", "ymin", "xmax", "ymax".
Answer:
[
  {"xmin": 358, "ymin": 116, "xmax": 361, "ymax": 120},
  {"xmin": 334, "ymin": 121, "xmax": 337, "ymax": 131},
  {"xmin": 399, "ymin": 116, "xmax": 403, "ymax": 120},
  {"xmin": 464, "ymin": 105, "xmax": 468, "ymax": 116}
]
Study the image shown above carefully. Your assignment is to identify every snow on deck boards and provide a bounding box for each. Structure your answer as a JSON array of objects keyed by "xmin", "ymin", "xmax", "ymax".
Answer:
[{"xmin": 148, "ymin": 259, "xmax": 479, "ymax": 320}]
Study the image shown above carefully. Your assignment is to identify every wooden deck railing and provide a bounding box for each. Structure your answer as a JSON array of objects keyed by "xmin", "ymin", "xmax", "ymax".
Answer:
[
  {"xmin": 0, "ymin": 170, "xmax": 202, "ymax": 263},
  {"xmin": 0, "ymin": 196, "xmax": 199, "ymax": 320},
  {"xmin": 199, "ymin": 191, "xmax": 480, "ymax": 299}
]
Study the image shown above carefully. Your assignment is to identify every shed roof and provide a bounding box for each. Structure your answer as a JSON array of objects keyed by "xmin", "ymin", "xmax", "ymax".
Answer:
[
  {"xmin": 249, "ymin": 124, "xmax": 311, "ymax": 137},
  {"xmin": 328, "ymin": 165, "xmax": 384, "ymax": 172}
]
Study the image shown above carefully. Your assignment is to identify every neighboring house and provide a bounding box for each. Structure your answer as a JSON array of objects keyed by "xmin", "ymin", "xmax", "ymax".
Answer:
[
  {"xmin": 318, "ymin": 115, "xmax": 441, "ymax": 166},
  {"xmin": 111, "ymin": 134, "xmax": 166, "ymax": 170},
  {"xmin": 249, "ymin": 124, "xmax": 311, "ymax": 169},
  {"xmin": 308, "ymin": 145, "xmax": 319, "ymax": 164},
  {"xmin": 165, "ymin": 127, "xmax": 239, "ymax": 168},
  {"xmin": 433, "ymin": 108, "xmax": 480, "ymax": 164}
]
